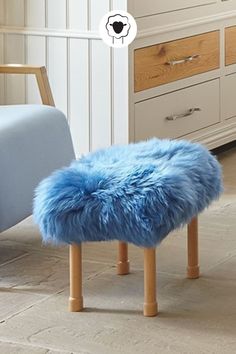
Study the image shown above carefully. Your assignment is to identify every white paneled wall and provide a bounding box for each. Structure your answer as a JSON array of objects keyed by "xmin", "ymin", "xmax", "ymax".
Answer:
[
  {"xmin": 0, "ymin": 0, "xmax": 129, "ymax": 156},
  {"xmin": 47, "ymin": 0, "xmax": 67, "ymax": 29},
  {"xmin": 0, "ymin": 33, "xmax": 3, "ymax": 104},
  {"xmin": 26, "ymin": 36, "xmax": 46, "ymax": 104},
  {"xmin": 0, "ymin": 0, "xmax": 5, "ymax": 104},
  {"xmin": 5, "ymin": 0, "xmax": 25, "ymax": 27},
  {"xmin": 69, "ymin": 38, "xmax": 90, "ymax": 153},
  {"xmin": 26, "ymin": 0, "xmax": 46, "ymax": 28},
  {"xmin": 0, "ymin": 0, "xmax": 4, "ymax": 26},
  {"xmin": 48, "ymin": 37, "xmax": 68, "ymax": 114},
  {"xmin": 5, "ymin": 34, "xmax": 25, "ymax": 105},
  {"xmin": 69, "ymin": 0, "xmax": 88, "ymax": 30}
]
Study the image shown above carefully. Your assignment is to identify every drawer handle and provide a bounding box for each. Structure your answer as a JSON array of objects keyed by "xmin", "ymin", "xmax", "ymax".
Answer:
[
  {"xmin": 166, "ymin": 54, "xmax": 201, "ymax": 66},
  {"xmin": 166, "ymin": 108, "xmax": 201, "ymax": 121}
]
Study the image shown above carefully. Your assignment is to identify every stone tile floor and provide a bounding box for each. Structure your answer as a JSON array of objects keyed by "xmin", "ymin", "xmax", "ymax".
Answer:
[{"xmin": 0, "ymin": 147, "xmax": 236, "ymax": 354}]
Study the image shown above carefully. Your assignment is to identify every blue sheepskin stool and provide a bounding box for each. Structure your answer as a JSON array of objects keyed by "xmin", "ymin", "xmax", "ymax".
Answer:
[{"xmin": 34, "ymin": 138, "xmax": 223, "ymax": 317}]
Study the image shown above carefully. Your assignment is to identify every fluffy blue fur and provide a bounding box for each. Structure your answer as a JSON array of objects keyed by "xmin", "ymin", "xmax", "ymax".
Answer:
[{"xmin": 33, "ymin": 138, "xmax": 223, "ymax": 247}]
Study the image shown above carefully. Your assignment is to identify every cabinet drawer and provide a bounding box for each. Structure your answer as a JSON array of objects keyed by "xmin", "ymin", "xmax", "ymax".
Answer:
[
  {"xmin": 134, "ymin": 31, "xmax": 220, "ymax": 92},
  {"xmin": 130, "ymin": 0, "xmax": 216, "ymax": 18},
  {"xmin": 225, "ymin": 26, "xmax": 236, "ymax": 66},
  {"xmin": 222, "ymin": 73, "xmax": 236, "ymax": 119},
  {"xmin": 134, "ymin": 80, "xmax": 220, "ymax": 141}
]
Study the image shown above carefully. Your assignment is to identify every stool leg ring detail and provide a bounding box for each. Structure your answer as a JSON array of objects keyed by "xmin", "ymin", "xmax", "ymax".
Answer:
[
  {"xmin": 69, "ymin": 244, "xmax": 84, "ymax": 312},
  {"xmin": 187, "ymin": 217, "xmax": 200, "ymax": 279},
  {"xmin": 117, "ymin": 242, "xmax": 130, "ymax": 275},
  {"xmin": 143, "ymin": 248, "xmax": 158, "ymax": 317}
]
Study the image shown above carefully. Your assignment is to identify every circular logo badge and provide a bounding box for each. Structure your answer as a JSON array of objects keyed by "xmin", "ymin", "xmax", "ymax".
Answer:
[{"xmin": 99, "ymin": 10, "xmax": 137, "ymax": 48}]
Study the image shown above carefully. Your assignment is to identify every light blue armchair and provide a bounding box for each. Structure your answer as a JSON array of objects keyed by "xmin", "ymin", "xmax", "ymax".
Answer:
[{"xmin": 0, "ymin": 65, "xmax": 75, "ymax": 233}]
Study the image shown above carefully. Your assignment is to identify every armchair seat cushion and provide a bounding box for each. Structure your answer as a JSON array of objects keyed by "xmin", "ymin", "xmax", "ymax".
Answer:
[
  {"xmin": 34, "ymin": 138, "xmax": 222, "ymax": 248},
  {"xmin": 0, "ymin": 105, "xmax": 75, "ymax": 232}
]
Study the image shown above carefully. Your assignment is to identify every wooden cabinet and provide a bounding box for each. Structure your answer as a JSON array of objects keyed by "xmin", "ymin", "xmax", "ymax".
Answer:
[{"xmin": 134, "ymin": 31, "xmax": 220, "ymax": 92}]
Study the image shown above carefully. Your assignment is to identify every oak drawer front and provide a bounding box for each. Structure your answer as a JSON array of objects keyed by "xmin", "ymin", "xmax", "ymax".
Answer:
[
  {"xmin": 134, "ymin": 80, "xmax": 220, "ymax": 141},
  {"xmin": 222, "ymin": 73, "xmax": 236, "ymax": 119},
  {"xmin": 225, "ymin": 26, "xmax": 236, "ymax": 66},
  {"xmin": 134, "ymin": 31, "xmax": 220, "ymax": 92},
  {"xmin": 131, "ymin": 0, "xmax": 216, "ymax": 18}
]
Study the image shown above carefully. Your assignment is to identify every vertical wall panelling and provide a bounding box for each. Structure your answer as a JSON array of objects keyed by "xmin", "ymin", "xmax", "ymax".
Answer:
[
  {"xmin": 46, "ymin": 0, "xmax": 67, "ymax": 29},
  {"xmin": 26, "ymin": 36, "xmax": 46, "ymax": 104},
  {"xmin": 111, "ymin": 0, "xmax": 128, "ymax": 145},
  {"xmin": 90, "ymin": 0, "xmax": 110, "ymax": 31},
  {"xmin": 48, "ymin": 37, "xmax": 67, "ymax": 115},
  {"xmin": 68, "ymin": 0, "xmax": 88, "ymax": 30},
  {"xmin": 0, "ymin": 0, "xmax": 129, "ymax": 152},
  {"xmin": 5, "ymin": 34, "xmax": 25, "ymax": 104},
  {"xmin": 5, "ymin": 0, "xmax": 25, "ymax": 27},
  {"xmin": 0, "ymin": 0, "xmax": 4, "ymax": 25},
  {"xmin": 4, "ymin": 0, "xmax": 26, "ymax": 104},
  {"xmin": 68, "ymin": 0, "xmax": 90, "ymax": 156},
  {"xmin": 69, "ymin": 38, "xmax": 90, "ymax": 156},
  {"xmin": 90, "ymin": 0, "xmax": 112, "ymax": 150},
  {"xmin": 0, "ymin": 0, "xmax": 4, "ymax": 104},
  {"xmin": 91, "ymin": 40, "xmax": 111, "ymax": 150},
  {"xmin": 26, "ymin": 0, "xmax": 46, "ymax": 28},
  {"xmin": 113, "ymin": 48, "xmax": 129, "ymax": 145},
  {"xmin": 112, "ymin": 0, "xmax": 127, "ymax": 11},
  {"xmin": 0, "ymin": 34, "xmax": 4, "ymax": 104}
]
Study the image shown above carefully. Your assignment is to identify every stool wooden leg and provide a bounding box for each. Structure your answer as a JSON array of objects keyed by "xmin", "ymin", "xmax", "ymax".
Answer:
[
  {"xmin": 187, "ymin": 217, "xmax": 200, "ymax": 279},
  {"xmin": 69, "ymin": 244, "xmax": 84, "ymax": 312},
  {"xmin": 117, "ymin": 242, "xmax": 130, "ymax": 275},
  {"xmin": 143, "ymin": 248, "xmax": 158, "ymax": 317}
]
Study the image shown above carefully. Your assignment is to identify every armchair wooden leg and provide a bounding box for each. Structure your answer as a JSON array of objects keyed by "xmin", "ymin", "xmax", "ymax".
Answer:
[
  {"xmin": 143, "ymin": 248, "xmax": 158, "ymax": 317},
  {"xmin": 117, "ymin": 242, "xmax": 130, "ymax": 275},
  {"xmin": 187, "ymin": 217, "xmax": 200, "ymax": 279},
  {"xmin": 69, "ymin": 244, "xmax": 84, "ymax": 312}
]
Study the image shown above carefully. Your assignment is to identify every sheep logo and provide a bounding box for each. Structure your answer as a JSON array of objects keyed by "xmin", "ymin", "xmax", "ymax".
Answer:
[
  {"xmin": 99, "ymin": 11, "xmax": 137, "ymax": 48},
  {"xmin": 106, "ymin": 14, "xmax": 131, "ymax": 44}
]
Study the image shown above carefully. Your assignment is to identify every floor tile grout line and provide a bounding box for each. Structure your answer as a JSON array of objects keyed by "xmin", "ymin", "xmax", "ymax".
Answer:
[
  {"xmin": 0, "ymin": 287, "xmax": 68, "ymax": 324},
  {"xmin": 0, "ymin": 266, "xmax": 115, "ymax": 323},
  {"xmin": 0, "ymin": 338, "xmax": 80, "ymax": 354},
  {"xmin": 204, "ymin": 251, "xmax": 236, "ymax": 273},
  {"xmin": 0, "ymin": 252, "xmax": 30, "ymax": 268}
]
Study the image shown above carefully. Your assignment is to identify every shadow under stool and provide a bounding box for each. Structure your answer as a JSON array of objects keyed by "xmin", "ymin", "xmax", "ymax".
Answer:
[{"xmin": 69, "ymin": 217, "xmax": 199, "ymax": 317}]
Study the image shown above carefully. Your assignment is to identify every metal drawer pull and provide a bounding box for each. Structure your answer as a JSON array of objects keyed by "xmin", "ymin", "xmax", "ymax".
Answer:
[
  {"xmin": 166, "ymin": 108, "xmax": 201, "ymax": 121},
  {"xmin": 166, "ymin": 54, "xmax": 201, "ymax": 66}
]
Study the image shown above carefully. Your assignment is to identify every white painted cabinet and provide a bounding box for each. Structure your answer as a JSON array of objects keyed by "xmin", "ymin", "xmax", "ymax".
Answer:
[
  {"xmin": 129, "ymin": 0, "xmax": 217, "ymax": 18},
  {"xmin": 222, "ymin": 73, "xmax": 236, "ymax": 120},
  {"xmin": 128, "ymin": 0, "xmax": 236, "ymax": 149},
  {"xmin": 135, "ymin": 80, "xmax": 220, "ymax": 141}
]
